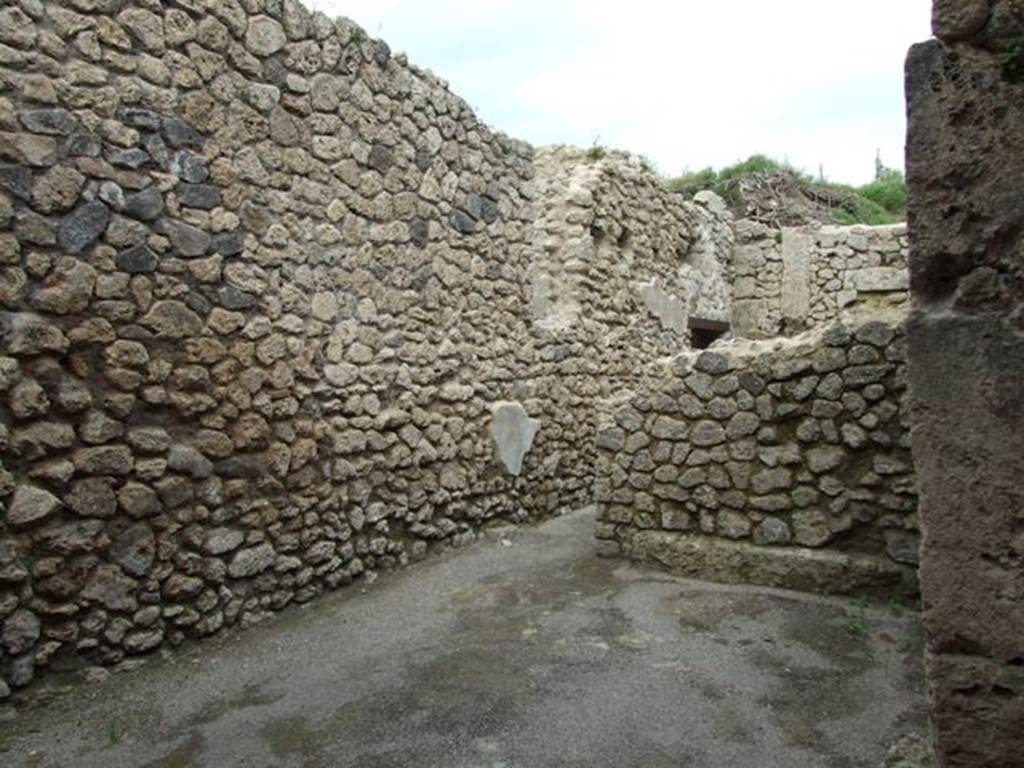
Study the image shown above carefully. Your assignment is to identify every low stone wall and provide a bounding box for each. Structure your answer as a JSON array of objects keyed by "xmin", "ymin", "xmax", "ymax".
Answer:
[
  {"xmin": 731, "ymin": 221, "xmax": 909, "ymax": 339},
  {"xmin": 595, "ymin": 310, "xmax": 918, "ymax": 598}
]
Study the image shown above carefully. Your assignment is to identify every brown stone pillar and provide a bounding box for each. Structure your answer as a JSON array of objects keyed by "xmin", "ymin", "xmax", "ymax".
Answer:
[{"xmin": 905, "ymin": 2, "xmax": 1024, "ymax": 765}]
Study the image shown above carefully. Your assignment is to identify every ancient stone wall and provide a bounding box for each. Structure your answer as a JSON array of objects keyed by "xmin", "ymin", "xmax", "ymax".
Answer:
[
  {"xmin": 594, "ymin": 309, "xmax": 919, "ymax": 598},
  {"xmin": 0, "ymin": 0, "xmax": 732, "ymax": 695},
  {"xmin": 906, "ymin": 1, "xmax": 1024, "ymax": 764},
  {"xmin": 529, "ymin": 147, "xmax": 732, "ymax": 354},
  {"xmin": 731, "ymin": 221, "xmax": 909, "ymax": 339}
]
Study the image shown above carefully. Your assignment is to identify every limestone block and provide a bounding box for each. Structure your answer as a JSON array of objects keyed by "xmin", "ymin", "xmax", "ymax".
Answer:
[
  {"xmin": 620, "ymin": 529, "xmax": 917, "ymax": 598},
  {"xmin": 853, "ymin": 268, "xmax": 910, "ymax": 293},
  {"xmin": 780, "ymin": 228, "xmax": 813, "ymax": 323}
]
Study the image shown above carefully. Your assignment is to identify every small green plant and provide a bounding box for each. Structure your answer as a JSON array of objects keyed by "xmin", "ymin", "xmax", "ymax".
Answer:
[
  {"xmin": 639, "ymin": 155, "xmax": 657, "ymax": 174},
  {"xmin": 859, "ymin": 169, "xmax": 907, "ymax": 215},
  {"xmin": 833, "ymin": 192, "xmax": 899, "ymax": 226},
  {"xmin": 107, "ymin": 720, "xmax": 123, "ymax": 747},
  {"xmin": 348, "ymin": 27, "xmax": 366, "ymax": 47},
  {"xmin": 667, "ymin": 166, "xmax": 718, "ymax": 196},
  {"xmin": 832, "ymin": 208, "xmax": 859, "ymax": 226},
  {"xmin": 1000, "ymin": 37, "xmax": 1024, "ymax": 83},
  {"xmin": 887, "ymin": 597, "xmax": 904, "ymax": 618},
  {"xmin": 897, "ymin": 634, "xmax": 915, "ymax": 654},
  {"xmin": 586, "ymin": 136, "xmax": 606, "ymax": 161},
  {"xmin": 846, "ymin": 596, "xmax": 869, "ymax": 637}
]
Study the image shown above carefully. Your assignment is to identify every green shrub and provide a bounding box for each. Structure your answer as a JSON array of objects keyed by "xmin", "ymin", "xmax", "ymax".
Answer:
[
  {"xmin": 859, "ymin": 170, "xmax": 906, "ymax": 215},
  {"xmin": 586, "ymin": 137, "xmax": 607, "ymax": 161},
  {"xmin": 817, "ymin": 180, "xmax": 899, "ymax": 225},
  {"xmin": 717, "ymin": 154, "xmax": 786, "ymax": 182},
  {"xmin": 840, "ymin": 197, "xmax": 898, "ymax": 226},
  {"xmin": 667, "ymin": 166, "xmax": 717, "ymax": 196}
]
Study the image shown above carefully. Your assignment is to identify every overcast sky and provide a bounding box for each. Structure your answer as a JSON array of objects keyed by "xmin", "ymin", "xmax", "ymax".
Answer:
[{"xmin": 310, "ymin": 1, "xmax": 933, "ymax": 185}]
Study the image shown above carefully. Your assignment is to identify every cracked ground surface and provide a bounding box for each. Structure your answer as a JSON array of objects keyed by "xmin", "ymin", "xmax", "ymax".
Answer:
[{"xmin": 0, "ymin": 507, "xmax": 927, "ymax": 767}]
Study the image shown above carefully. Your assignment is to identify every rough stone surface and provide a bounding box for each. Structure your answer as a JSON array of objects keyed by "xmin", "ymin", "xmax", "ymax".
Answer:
[
  {"xmin": 906, "ymin": 13, "xmax": 1024, "ymax": 763},
  {"xmin": 140, "ymin": 300, "xmax": 201, "ymax": 337},
  {"xmin": 228, "ymin": 544, "xmax": 276, "ymax": 579},
  {"xmin": 31, "ymin": 166, "xmax": 84, "ymax": 214},
  {"xmin": 31, "ymin": 257, "xmax": 96, "ymax": 314},
  {"xmin": 163, "ymin": 219, "xmax": 210, "ymax": 257},
  {"xmin": 0, "ymin": 133, "xmax": 57, "ymax": 167},
  {"xmin": 246, "ymin": 16, "xmax": 287, "ymax": 56},
  {"xmin": 57, "ymin": 202, "xmax": 109, "ymax": 254},
  {"xmin": 932, "ymin": 0, "xmax": 992, "ymax": 40},
  {"xmin": 1, "ymin": 610, "xmax": 40, "ymax": 656},
  {"xmin": 115, "ymin": 244, "xmax": 158, "ymax": 273},
  {"xmin": 121, "ymin": 188, "xmax": 163, "ymax": 221},
  {"xmin": 7, "ymin": 485, "xmax": 62, "ymax": 527},
  {"xmin": 81, "ymin": 564, "xmax": 138, "ymax": 612},
  {"xmin": 108, "ymin": 523, "xmax": 155, "ymax": 577}
]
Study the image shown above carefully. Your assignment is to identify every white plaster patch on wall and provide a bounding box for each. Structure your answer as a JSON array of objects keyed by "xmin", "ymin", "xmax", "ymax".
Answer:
[
  {"xmin": 490, "ymin": 401, "xmax": 540, "ymax": 476},
  {"xmin": 635, "ymin": 279, "xmax": 687, "ymax": 335},
  {"xmin": 527, "ymin": 267, "xmax": 584, "ymax": 334}
]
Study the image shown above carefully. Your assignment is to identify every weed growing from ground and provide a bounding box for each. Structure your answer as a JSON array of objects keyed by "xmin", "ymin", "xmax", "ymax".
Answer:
[
  {"xmin": 887, "ymin": 597, "xmax": 904, "ymax": 618},
  {"xmin": 846, "ymin": 596, "xmax": 869, "ymax": 637},
  {"xmin": 1000, "ymin": 37, "xmax": 1024, "ymax": 83}
]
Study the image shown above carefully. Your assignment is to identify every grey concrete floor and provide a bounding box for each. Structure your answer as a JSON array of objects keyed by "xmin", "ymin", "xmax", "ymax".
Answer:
[{"xmin": 0, "ymin": 507, "xmax": 928, "ymax": 768}]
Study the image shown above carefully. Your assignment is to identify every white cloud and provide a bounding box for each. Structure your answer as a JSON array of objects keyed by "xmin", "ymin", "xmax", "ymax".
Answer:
[{"xmin": 314, "ymin": 0, "xmax": 932, "ymax": 183}]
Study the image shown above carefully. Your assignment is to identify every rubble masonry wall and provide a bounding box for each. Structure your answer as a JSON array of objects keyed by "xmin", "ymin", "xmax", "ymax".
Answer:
[{"xmin": 0, "ymin": 0, "xmax": 731, "ymax": 695}]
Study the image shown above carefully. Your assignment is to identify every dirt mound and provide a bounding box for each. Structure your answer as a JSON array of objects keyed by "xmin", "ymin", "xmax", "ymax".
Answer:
[{"xmin": 715, "ymin": 170, "xmax": 864, "ymax": 228}]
